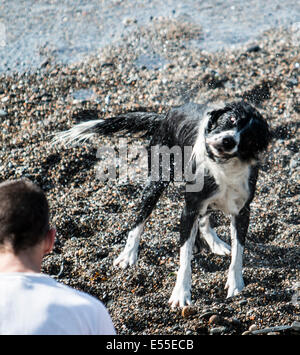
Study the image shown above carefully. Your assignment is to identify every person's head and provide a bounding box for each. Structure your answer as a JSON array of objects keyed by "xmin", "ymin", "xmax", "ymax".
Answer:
[{"xmin": 0, "ymin": 179, "xmax": 55, "ymax": 258}]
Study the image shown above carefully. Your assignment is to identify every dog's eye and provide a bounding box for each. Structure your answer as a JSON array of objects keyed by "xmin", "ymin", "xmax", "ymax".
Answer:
[{"xmin": 207, "ymin": 120, "xmax": 217, "ymax": 132}]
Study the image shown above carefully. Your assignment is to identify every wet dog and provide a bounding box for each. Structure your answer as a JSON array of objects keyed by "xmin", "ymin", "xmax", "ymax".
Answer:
[{"xmin": 54, "ymin": 100, "xmax": 270, "ymax": 307}]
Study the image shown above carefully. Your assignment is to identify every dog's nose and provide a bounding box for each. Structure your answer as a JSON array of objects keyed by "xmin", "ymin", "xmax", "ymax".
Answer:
[{"xmin": 222, "ymin": 136, "xmax": 236, "ymax": 151}]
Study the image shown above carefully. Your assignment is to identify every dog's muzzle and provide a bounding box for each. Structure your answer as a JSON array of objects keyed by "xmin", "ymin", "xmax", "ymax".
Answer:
[{"xmin": 206, "ymin": 132, "xmax": 239, "ymax": 157}]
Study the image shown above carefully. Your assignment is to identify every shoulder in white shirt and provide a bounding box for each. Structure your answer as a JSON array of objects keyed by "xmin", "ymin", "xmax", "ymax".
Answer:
[{"xmin": 0, "ymin": 273, "xmax": 116, "ymax": 335}]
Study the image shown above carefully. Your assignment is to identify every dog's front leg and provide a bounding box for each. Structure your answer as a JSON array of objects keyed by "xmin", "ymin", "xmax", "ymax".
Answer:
[
  {"xmin": 168, "ymin": 197, "xmax": 200, "ymax": 308},
  {"xmin": 168, "ymin": 220, "xmax": 198, "ymax": 308},
  {"xmin": 169, "ymin": 176, "xmax": 217, "ymax": 307},
  {"xmin": 113, "ymin": 223, "xmax": 145, "ymax": 269},
  {"xmin": 225, "ymin": 205, "xmax": 250, "ymax": 297}
]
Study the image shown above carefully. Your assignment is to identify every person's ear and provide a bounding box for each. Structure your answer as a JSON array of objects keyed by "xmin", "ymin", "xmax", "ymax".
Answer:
[{"xmin": 43, "ymin": 228, "xmax": 56, "ymax": 255}]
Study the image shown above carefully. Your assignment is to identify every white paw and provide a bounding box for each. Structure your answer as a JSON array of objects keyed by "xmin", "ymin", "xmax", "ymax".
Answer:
[
  {"xmin": 210, "ymin": 238, "xmax": 231, "ymax": 256},
  {"xmin": 113, "ymin": 249, "xmax": 138, "ymax": 269},
  {"xmin": 200, "ymin": 227, "xmax": 231, "ymax": 256},
  {"xmin": 168, "ymin": 285, "xmax": 192, "ymax": 308},
  {"xmin": 225, "ymin": 273, "xmax": 245, "ymax": 298}
]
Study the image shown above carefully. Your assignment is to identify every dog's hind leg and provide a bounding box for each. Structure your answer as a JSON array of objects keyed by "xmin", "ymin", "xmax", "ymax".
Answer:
[
  {"xmin": 114, "ymin": 179, "xmax": 169, "ymax": 269},
  {"xmin": 198, "ymin": 215, "xmax": 231, "ymax": 256}
]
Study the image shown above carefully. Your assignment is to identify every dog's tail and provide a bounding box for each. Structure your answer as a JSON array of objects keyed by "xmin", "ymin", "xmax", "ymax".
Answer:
[{"xmin": 53, "ymin": 110, "xmax": 164, "ymax": 145}]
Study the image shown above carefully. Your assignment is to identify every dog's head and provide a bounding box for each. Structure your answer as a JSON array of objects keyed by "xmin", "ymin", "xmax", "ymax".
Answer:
[{"xmin": 205, "ymin": 101, "xmax": 270, "ymax": 163}]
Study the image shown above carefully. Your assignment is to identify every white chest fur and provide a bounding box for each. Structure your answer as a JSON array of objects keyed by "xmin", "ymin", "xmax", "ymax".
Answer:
[{"xmin": 207, "ymin": 158, "xmax": 250, "ymax": 216}]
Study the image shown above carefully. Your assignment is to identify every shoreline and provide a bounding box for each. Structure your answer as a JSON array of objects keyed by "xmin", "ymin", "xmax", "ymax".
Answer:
[{"xmin": 0, "ymin": 0, "xmax": 299, "ymax": 73}]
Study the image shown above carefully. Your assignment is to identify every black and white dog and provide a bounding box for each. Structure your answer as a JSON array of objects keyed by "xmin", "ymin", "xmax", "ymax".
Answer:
[{"xmin": 54, "ymin": 100, "xmax": 270, "ymax": 307}]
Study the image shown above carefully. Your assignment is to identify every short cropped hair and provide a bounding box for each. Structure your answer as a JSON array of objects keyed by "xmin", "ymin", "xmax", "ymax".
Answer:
[{"xmin": 0, "ymin": 179, "xmax": 50, "ymax": 253}]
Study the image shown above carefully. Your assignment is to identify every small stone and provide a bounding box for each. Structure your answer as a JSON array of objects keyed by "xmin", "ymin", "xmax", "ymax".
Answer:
[
  {"xmin": 106, "ymin": 299, "xmax": 114, "ymax": 307},
  {"xmin": 238, "ymin": 299, "xmax": 247, "ymax": 306},
  {"xmin": 209, "ymin": 314, "xmax": 221, "ymax": 325},
  {"xmin": 229, "ymin": 318, "xmax": 242, "ymax": 327},
  {"xmin": 1, "ymin": 96, "xmax": 9, "ymax": 103},
  {"xmin": 242, "ymin": 331, "xmax": 252, "ymax": 335},
  {"xmin": 182, "ymin": 306, "xmax": 195, "ymax": 318},
  {"xmin": 286, "ymin": 77, "xmax": 298, "ymax": 87},
  {"xmin": 290, "ymin": 157, "xmax": 299, "ymax": 169},
  {"xmin": 0, "ymin": 109, "xmax": 7, "ymax": 117},
  {"xmin": 247, "ymin": 45, "xmax": 261, "ymax": 53},
  {"xmin": 251, "ymin": 325, "xmax": 292, "ymax": 335},
  {"xmin": 123, "ymin": 17, "xmax": 137, "ymax": 26},
  {"xmin": 292, "ymin": 321, "xmax": 300, "ymax": 332},
  {"xmin": 105, "ymin": 95, "xmax": 111, "ymax": 105},
  {"xmin": 249, "ymin": 324, "xmax": 258, "ymax": 332},
  {"xmin": 199, "ymin": 311, "xmax": 217, "ymax": 320},
  {"xmin": 210, "ymin": 326, "xmax": 227, "ymax": 335}
]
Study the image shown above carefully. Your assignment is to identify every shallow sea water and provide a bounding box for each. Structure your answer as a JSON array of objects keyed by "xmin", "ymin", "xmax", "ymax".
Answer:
[{"xmin": 0, "ymin": 0, "xmax": 299, "ymax": 73}]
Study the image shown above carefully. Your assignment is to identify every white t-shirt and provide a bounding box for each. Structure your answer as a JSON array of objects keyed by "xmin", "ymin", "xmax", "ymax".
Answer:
[{"xmin": 0, "ymin": 273, "xmax": 116, "ymax": 335}]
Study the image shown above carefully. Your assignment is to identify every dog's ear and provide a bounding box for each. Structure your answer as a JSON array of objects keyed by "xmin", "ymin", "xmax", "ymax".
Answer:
[
  {"xmin": 252, "ymin": 117, "xmax": 271, "ymax": 151},
  {"xmin": 239, "ymin": 117, "xmax": 270, "ymax": 160},
  {"xmin": 207, "ymin": 107, "xmax": 231, "ymax": 131}
]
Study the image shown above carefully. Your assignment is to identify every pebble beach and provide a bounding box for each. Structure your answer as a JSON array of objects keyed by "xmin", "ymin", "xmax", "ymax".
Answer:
[{"xmin": 0, "ymin": 1, "xmax": 299, "ymax": 335}]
